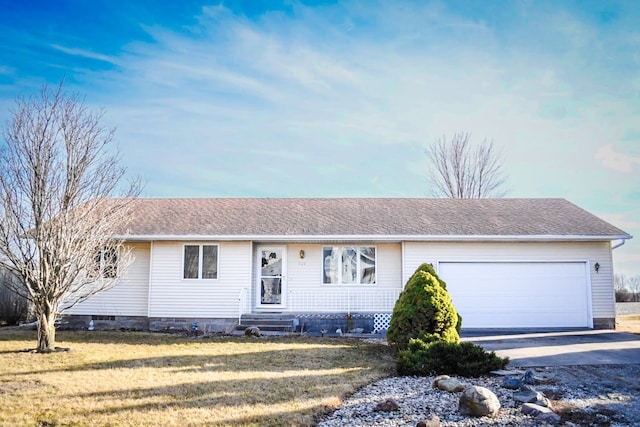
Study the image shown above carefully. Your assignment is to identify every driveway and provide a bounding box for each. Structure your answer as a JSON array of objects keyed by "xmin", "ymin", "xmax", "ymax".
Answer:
[{"xmin": 463, "ymin": 329, "xmax": 640, "ymax": 367}]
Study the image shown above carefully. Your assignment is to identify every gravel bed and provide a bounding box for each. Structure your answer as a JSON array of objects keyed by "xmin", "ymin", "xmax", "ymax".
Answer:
[{"xmin": 317, "ymin": 365, "xmax": 640, "ymax": 426}]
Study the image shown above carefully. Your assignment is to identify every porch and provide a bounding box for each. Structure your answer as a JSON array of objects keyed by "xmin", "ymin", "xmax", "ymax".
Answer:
[
  {"xmin": 240, "ymin": 287, "xmax": 399, "ymax": 315},
  {"xmin": 237, "ymin": 312, "xmax": 393, "ymax": 335},
  {"xmin": 238, "ymin": 287, "xmax": 399, "ymax": 334}
]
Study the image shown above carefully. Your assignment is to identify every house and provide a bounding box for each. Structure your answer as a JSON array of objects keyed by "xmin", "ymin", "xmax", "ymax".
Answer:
[{"xmin": 64, "ymin": 198, "xmax": 632, "ymax": 333}]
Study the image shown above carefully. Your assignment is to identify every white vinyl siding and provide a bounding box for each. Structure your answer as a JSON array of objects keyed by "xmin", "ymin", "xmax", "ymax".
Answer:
[
  {"xmin": 148, "ymin": 241, "xmax": 251, "ymax": 318},
  {"xmin": 284, "ymin": 243, "xmax": 402, "ymax": 312},
  {"xmin": 66, "ymin": 243, "xmax": 150, "ymax": 316},
  {"xmin": 403, "ymin": 241, "xmax": 613, "ymax": 322}
]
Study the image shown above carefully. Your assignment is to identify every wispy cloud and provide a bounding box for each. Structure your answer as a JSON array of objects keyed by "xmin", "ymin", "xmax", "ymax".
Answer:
[
  {"xmin": 50, "ymin": 44, "xmax": 119, "ymax": 65},
  {"xmin": 595, "ymin": 144, "xmax": 640, "ymax": 173}
]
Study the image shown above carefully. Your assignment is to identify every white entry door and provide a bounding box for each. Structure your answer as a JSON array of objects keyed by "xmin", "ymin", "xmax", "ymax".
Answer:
[{"xmin": 256, "ymin": 246, "xmax": 286, "ymax": 309}]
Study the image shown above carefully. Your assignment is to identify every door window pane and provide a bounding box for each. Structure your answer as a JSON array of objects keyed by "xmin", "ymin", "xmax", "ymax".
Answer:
[
  {"xmin": 261, "ymin": 278, "xmax": 282, "ymax": 304},
  {"xmin": 261, "ymin": 250, "xmax": 282, "ymax": 276}
]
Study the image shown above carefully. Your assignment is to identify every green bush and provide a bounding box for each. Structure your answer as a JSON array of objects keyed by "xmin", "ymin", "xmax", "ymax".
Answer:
[
  {"xmin": 387, "ymin": 263, "xmax": 460, "ymax": 352},
  {"xmin": 397, "ymin": 339, "xmax": 509, "ymax": 377}
]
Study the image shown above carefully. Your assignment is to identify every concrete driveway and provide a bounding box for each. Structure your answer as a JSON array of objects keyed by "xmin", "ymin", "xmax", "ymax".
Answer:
[{"xmin": 462, "ymin": 329, "xmax": 640, "ymax": 367}]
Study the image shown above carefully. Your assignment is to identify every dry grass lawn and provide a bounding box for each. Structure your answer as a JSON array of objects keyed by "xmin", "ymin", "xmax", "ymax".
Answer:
[
  {"xmin": 0, "ymin": 330, "xmax": 395, "ymax": 427},
  {"xmin": 616, "ymin": 314, "xmax": 640, "ymax": 334}
]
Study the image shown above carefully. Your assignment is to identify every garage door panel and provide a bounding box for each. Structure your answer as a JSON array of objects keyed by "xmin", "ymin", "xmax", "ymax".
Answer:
[
  {"xmin": 463, "ymin": 309, "xmax": 585, "ymax": 328},
  {"xmin": 438, "ymin": 262, "xmax": 589, "ymax": 328}
]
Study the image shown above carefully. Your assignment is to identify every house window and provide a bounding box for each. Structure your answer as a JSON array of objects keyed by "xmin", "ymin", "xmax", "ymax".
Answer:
[
  {"xmin": 94, "ymin": 248, "xmax": 118, "ymax": 278},
  {"xmin": 183, "ymin": 244, "xmax": 218, "ymax": 279},
  {"xmin": 323, "ymin": 246, "xmax": 376, "ymax": 285}
]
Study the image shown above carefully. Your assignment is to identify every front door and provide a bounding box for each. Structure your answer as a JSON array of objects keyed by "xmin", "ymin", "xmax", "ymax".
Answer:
[{"xmin": 256, "ymin": 246, "xmax": 286, "ymax": 309}]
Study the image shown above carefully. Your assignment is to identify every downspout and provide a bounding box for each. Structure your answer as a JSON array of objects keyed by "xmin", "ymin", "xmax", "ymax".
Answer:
[{"xmin": 611, "ymin": 239, "xmax": 627, "ymax": 250}]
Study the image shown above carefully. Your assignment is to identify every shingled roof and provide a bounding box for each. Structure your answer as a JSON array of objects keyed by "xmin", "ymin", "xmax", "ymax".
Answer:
[{"xmin": 116, "ymin": 198, "xmax": 631, "ymax": 242}]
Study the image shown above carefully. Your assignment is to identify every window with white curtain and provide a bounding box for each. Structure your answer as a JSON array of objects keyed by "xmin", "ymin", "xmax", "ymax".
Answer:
[{"xmin": 323, "ymin": 246, "xmax": 376, "ymax": 285}]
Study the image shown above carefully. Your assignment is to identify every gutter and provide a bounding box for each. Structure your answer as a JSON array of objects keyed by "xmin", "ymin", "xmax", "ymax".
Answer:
[{"xmin": 115, "ymin": 233, "xmax": 632, "ymax": 243}]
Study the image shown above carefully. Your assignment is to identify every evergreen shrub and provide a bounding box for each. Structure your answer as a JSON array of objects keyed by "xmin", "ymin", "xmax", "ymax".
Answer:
[
  {"xmin": 397, "ymin": 339, "xmax": 509, "ymax": 377},
  {"xmin": 387, "ymin": 263, "xmax": 460, "ymax": 352}
]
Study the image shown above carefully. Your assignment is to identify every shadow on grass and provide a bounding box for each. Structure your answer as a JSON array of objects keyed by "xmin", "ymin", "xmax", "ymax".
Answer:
[
  {"xmin": 1, "ymin": 331, "xmax": 394, "ymax": 376},
  {"xmin": 71, "ymin": 371, "xmax": 365, "ymax": 425}
]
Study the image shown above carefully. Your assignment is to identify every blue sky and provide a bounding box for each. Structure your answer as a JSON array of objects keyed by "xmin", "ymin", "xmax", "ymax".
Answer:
[{"xmin": 1, "ymin": 0, "xmax": 639, "ymax": 276}]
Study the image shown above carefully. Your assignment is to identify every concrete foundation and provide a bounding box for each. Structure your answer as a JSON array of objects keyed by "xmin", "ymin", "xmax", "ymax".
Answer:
[
  {"xmin": 148, "ymin": 317, "xmax": 238, "ymax": 334},
  {"xmin": 294, "ymin": 313, "xmax": 377, "ymax": 334},
  {"xmin": 593, "ymin": 317, "xmax": 616, "ymax": 329},
  {"xmin": 58, "ymin": 315, "xmax": 149, "ymax": 331}
]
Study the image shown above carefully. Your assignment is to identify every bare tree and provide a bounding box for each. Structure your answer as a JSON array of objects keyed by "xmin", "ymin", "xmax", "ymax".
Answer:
[
  {"xmin": 614, "ymin": 273, "xmax": 629, "ymax": 302},
  {"xmin": 425, "ymin": 132, "xmax": 507, "ymax": 198},
  {"xmin": 0, "ymin": 82, "xmax": 140, "ymax": 352},
  {"xmin": 628, "ymin": 275, "xmax": 640, "ymax": 302}
]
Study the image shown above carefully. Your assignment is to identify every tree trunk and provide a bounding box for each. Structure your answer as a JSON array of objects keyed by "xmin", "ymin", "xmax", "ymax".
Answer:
[{"xmin": 37, "ymin": 309, "xmax": 56, "ymax": 353}]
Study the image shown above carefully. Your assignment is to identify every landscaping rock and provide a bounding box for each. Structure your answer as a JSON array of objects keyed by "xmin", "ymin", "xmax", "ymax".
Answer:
[
  {"xmin": 503, "ymin": 369, "xmax": 536, "ymax": 389},
  {"xmin": 521, "ymin": 402, "xmax": 554, "ymax": 416},
  {"xmin": 432, "ymin": 375, "xmax": 464, "ymax": 392},
  {"xmin": 318, "ymin": 365, "xmax": 640, "ymax": 426},
  {"xmin": 535, "ymin": 412, "xmax": 562, "ymax": 423},
  {"xmin": 416, "ymin": 414, "xmax": 440, "ymax": 426},
  {"xmin": 513, "ymin": 389, "xmax": 551, "ymax": 407},
  {"xmin": 244, "ymin": 326, "xmax": 261, "ymax": 337},
  {"xmin": 521, "ymin": 403, "xmax": 562, "ymax": 423},
  {"xmin": 522, "ymin": 369, "xmax": 535, "ymax": 385},
  {"xmin": 374, "ymin": 398, "xmax": 400, "ymax": 412},
  {"xmin": 458, "ymin": 386, "xmax": 501, "ymax": 417},
  {"xmin": 503, "ymin": 376, "xmax": 523, "ymax": 389}
]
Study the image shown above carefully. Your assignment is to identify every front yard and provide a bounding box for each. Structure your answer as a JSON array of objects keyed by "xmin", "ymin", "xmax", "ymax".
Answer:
[{"xmin": 0, "ymin": 330, "xmax": 395, "ymax": 427}]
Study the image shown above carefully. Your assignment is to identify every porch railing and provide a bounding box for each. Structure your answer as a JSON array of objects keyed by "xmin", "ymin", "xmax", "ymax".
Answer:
[
  {"xmin": 238, "ymin": 288, "xmax": 250, "ymax": 323},
  {"xmin": 287, "ymin": 288, "xmax": 401, "ymax": 313}
]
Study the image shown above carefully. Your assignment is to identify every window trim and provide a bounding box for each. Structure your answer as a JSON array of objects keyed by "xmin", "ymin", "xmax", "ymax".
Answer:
[
  {"xmin": 182, "ymin": 244, "xmax": 219, "ymax": 280},
  {"xmin": 322, "ymin": 245, "xmax": 377, "ymax": 286}
]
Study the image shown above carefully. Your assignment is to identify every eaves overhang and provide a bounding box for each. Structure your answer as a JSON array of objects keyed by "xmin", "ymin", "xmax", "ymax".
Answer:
[{"xmin": 116, "ymin": 233, "xmax": 632, "ymax": 243}]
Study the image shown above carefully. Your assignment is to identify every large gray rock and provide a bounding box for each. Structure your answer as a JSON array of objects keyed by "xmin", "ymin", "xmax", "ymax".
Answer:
[{"xmin": 458, "ymin": 386, "xmax": 501, "ymax": 417}]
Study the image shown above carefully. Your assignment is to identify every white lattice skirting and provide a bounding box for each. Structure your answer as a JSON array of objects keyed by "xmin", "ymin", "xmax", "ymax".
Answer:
[{"xmin": 373, "ymin": 313, "xmax": 392, "ymax": 333}]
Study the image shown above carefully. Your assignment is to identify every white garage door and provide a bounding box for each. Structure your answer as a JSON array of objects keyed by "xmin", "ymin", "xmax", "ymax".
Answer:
[{"xmin": 438, "ymin": 262, "xmax": 590, "ymax": 328}]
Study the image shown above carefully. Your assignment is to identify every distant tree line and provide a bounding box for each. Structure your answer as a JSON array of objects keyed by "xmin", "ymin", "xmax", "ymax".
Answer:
[{"xmin": 615, "ymin": 273, "xmax": 640, "ymax": 302}]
